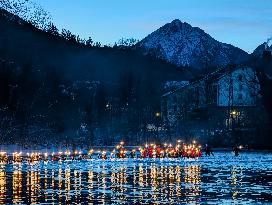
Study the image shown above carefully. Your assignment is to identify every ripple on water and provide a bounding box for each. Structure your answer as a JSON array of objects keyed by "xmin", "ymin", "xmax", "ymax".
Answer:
[{"xmin": 0, "ymin": 152, "xmax": 271, "ymax": 204}]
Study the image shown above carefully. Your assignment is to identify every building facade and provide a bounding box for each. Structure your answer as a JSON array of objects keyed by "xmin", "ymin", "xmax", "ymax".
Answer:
[{"xmin": 161, "ymin": 66, "xmax": 265, "ymax": 144}]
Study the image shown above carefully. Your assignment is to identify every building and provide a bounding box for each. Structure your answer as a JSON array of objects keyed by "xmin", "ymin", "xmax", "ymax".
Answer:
[{"xmin": 161, "ymin": 66, "xmax": 266, "ymax": 144}]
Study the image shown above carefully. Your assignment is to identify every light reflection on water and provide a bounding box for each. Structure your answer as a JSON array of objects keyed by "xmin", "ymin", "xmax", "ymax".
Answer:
[{"xmin": 0, "ymin": 152, "xmax": 271, "ymax": 204}]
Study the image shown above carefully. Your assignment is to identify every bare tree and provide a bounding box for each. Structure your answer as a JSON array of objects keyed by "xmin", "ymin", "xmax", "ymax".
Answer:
[
  {"xmin": 115, "ymin": 38, "xmax": 139, "ymax": 47},
  {"xmin": 46, "ymin": 23, "xmax": 59, "ymax": 36},
  {"xmin": 86, "ymin": 37, "xmax": 93, "ymax": 47},
  {"xmin": 0, "ymin": 0, "xmax": 52, "ymax": 30}
]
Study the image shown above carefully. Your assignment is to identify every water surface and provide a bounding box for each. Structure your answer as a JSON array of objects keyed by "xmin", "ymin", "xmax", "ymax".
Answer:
[{"xmin": 0, "ymin": 152, "xmax": 271, "ymax": 204}]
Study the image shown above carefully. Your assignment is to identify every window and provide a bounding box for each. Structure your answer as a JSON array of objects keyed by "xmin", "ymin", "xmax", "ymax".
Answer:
[{"xmin": 238, "ymin": 74, "xmax": 243, "ymax": 81}]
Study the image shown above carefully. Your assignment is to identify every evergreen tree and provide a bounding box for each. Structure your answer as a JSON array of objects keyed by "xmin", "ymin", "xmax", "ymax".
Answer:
[{"xmin": 46, "ymin": 23, "xmax": 59, "ymax": 36}]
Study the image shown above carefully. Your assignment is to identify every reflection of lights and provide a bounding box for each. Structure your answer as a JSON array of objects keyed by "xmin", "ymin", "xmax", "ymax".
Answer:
[
  {"xmin": 138, "ymin": 166, "xmax": 144, "ymax": 188},
  {"xmin": 0, "ymin": 168, "xmax": 6, "ymax": 204},
  {"xmin": 27, "ymin": 169, "xmax": 40, "ymax": 204},
  {"xmin": 88, "ymin": 149, "xmax": 94, "ymax": 155},
  {"xmin": 12, "ymin": 165, "xmax": 23, "ymax": 204},
  {"xmin": 0, "ymin": 161, "xmax": 205, "ymax": 204},
  {"xmin": 88, "ymin": 169, "xmax": 93, "ymax": 202},
  {"xmin": 184, "ymin": 165, "xmax": 201, "ymax": 202},
  {"xmin": 150, "ymin": 165, "xmax": 158, "ymax": 201},
  {"xmin": 64, "ymin": 168, "xmax": 71, "ymax": 202},
  {"xmin": 231, "ymin": 167, "xmax": 237, "ymax": 185},
  {"xmin": 231, "ymin": 166, "xmax": 242, "ymax": 201}
]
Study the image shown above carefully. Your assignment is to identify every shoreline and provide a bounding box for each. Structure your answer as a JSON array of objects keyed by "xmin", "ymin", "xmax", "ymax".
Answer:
[{"xmin": 0, "ymin": 144, "xmax": 271, "ymax": 153}]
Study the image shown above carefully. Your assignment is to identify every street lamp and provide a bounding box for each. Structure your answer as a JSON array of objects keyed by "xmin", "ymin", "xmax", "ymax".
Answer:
[
  {"xmin": 230, "ymin": 110, "xmax": 238, "ymax": 116},
  {"xmin": 230, "ymin": 110, "xmax": 240, "ymax": 125}
]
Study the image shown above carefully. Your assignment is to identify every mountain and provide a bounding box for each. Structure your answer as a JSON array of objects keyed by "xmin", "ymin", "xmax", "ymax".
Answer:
[
  {"xmin": 135, "ymin": 19, "xmax": 249, "ymax": 70},
  {"xmin": 252, "ymin": 42, "xmax": 272, "ymax": 58}
]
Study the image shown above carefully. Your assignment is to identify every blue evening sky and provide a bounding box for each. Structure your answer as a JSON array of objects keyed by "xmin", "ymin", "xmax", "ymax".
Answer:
[{"xmin": 32, "ymin": 0, "xmax": 272, "ymax": 53}]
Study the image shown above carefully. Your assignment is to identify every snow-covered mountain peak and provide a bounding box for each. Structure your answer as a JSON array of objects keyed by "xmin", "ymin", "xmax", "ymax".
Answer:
[
  {"xmin": 135, "ymin": 20, "xmax": 249, "ymax": 70},
  {"xmin": 167, "ymin": 19, "xmax": 192, "ymax": 30}
]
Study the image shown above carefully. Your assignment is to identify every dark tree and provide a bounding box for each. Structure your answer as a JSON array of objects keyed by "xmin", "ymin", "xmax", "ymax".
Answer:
[
  {"xmin": 46, "ymin": 23, "xmax": 59, "ymax": 36},
  {"xmin": 254, "ymin": 51, "xmax": 272, "ymax": 121},
  {"xmin": 86, "ymin": 37, "xmax": 93, "ymax": 47},
  {"xmin": 61, "ymin": 29, "xmax": 76, "ymax": 43}
]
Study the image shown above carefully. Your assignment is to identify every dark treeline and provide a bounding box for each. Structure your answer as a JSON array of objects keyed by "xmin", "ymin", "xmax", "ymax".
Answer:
[
  {"xmin": 0, "ymin": 9, "xmax": 192, "ymax": 146},
  {"xmin": 252, "ymin": 51, "xmax": 272, "ymax": 121},
  {"xmin": 248, "ymin": 51, "xmax": 272, "ymax": 148}
]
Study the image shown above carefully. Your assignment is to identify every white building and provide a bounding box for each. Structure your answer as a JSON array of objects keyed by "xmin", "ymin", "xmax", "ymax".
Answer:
[
  {"xmin": 161, "ymin": 66, "xmax": 261, "ymax": 126},
  {"xmin": 217, "ymin": 67, "xmax": 259, "ymax": 107}
]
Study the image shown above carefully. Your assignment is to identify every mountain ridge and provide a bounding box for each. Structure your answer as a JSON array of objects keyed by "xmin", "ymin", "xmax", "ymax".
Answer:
[
  {"xmin": 252, "ymin": 42, "xmax": 272, "ymax": 58},
  {"xmin": 135, "ymin": 19, "xmax": 250, "ymax": 70}
]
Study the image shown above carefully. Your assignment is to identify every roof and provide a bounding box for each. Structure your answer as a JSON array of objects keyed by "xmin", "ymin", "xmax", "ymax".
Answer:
[{"xmin": 161, "ymin": 65, "xmax": 252, "ymax": 98}]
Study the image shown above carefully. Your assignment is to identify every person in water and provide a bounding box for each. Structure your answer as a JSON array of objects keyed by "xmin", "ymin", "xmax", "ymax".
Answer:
[
  {"xmin": 233, "ymin": 146, "xmax": 239, "ymax": 156},
  {"xmin": 205, "ymin": 144, "xmax": 214, "ymax": 156}
]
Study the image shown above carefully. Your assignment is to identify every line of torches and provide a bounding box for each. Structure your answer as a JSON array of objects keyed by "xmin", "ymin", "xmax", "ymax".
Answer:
[
  {"xmin": 138, "ymin": 140, "xmax": 202, "ymax": 159},
  {"xmin": 0, "ymin": 140, "xmax": 202, "ymax": 163}
]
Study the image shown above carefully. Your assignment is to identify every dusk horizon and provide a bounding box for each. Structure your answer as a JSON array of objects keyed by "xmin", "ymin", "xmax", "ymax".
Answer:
[{"xmin": 32, "ymin": 0, "xmax": 272, "ymax": 53}]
